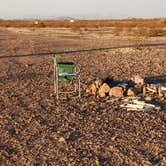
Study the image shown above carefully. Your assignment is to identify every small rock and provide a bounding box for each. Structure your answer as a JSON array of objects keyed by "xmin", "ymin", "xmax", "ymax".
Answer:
[
  {"xmin": 135, "ymin": 84, "xmax": 143, "ymax": 93},
  {"xmin": 160, "ymin": 157, "xmax": 166, "ymax": 165},
  {"xmin": 109, "ymin": 87, "xmax": 124, "ymax": 97},
  {"xmin": 145, "ymin": 96, "xmax": 152, "ymax": 101},
  {"xmin": 49, "ymin": 133, "xmax": 58, "ymax": 140},
  {"xmin": 127, "ymin": 87, "xmax": 138, "ymax": 96},
  {"xmin": 59, "ymin": 137, "xmax": 66, "ymax": 144},
  {"xmin": 95, "ymin": 158, "xmax": 100, "ymax": 166},
  {"xmin": 131, "ymin": 75, "xmax": 144, "ymax": 86},
  {"xmin": 108, "ymin": 145, "xmax": 114, "ymax": 151}
]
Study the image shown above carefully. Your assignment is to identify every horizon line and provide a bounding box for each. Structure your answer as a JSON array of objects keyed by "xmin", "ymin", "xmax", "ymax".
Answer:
[{"xmin": 0, "ymin": 16, "xmax": 166, "ymax": 21}]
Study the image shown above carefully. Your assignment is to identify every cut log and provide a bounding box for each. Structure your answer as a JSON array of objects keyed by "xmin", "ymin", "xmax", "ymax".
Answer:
[
  {"xmin": 109, "ymin": 87, "xmax": 124, "ymax": 98},
  {"xmin": 127, "ymin": 87, "xmax": 138, "ymax": 96}
]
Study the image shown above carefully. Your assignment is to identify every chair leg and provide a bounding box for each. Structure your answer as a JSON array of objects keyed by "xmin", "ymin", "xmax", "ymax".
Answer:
[
  {"xmin": 78, "ymin": 75, "xmax": 81, "ymax": 98},
  {"xmin": 54, "ymin": 64, "xmax": 56, "ymax": 94},
  {"xmin": 54, "ymin": 64, "xmax": 59, "ymax": 99},
  {"xmin": 56, "ymin": 69, "xmax": 59, "ymax": 99},
  {"xmin": 74, "ymin": 83, "xmax": 77, "ymax": 93}
]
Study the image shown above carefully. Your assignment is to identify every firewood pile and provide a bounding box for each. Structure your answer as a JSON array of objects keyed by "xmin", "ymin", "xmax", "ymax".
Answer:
[
  {"xmin": 86, "ymin": 75, "xmax": 166, "ymax": 113},
  {"xmin": 143, "ymin": 83, "xmax": 166, "ymax": 97},
  {"xmin": 86, "ymin": 75, "xmax": 166, "ymax": 99},
  {"xmin": 86, "ymin": 75, "xmax": 141, "ymax": 98}
]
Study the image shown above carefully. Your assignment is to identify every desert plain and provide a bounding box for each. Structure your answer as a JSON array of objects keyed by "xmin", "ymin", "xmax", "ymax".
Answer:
[{"xmin": 0, "ymin": 25, "xmax": 166, "ymax": 165}]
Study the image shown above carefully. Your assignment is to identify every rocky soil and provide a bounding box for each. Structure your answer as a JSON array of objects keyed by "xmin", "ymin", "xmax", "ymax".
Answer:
[{"xmin": 0, "ymin": 28, "xmax": 166, "ymax": 165}]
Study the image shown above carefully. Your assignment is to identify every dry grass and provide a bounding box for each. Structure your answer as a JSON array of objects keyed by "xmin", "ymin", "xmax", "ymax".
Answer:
[
  {"xmin": 0, "ymin": 18, "xmax": 166, "ymax": 37},
  {"xmin": 0, "ymin": 18, "xmax": 166, "ymax": 28},
  {"xmin": 135, "ymin": 28, "xmax": 166, "ymax": 37}
]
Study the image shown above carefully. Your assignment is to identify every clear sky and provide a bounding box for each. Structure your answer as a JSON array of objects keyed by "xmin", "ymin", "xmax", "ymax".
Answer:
[{"xmin": 0, "ymin": 0, "xmax": 166, "ymax": 19}]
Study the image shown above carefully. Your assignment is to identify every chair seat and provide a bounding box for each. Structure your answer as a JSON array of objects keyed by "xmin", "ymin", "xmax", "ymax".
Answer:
[{"xmin": 58, "ymin": 71, "xmax": 80, "ymax": 76}]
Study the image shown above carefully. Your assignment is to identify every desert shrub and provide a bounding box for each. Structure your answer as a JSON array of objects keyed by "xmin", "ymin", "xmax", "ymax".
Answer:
[
  {"xmin": 159, "ymin": 18, "xmax": 166, "ymax": 25},
  {"xmin": 135, "ymin": 28, "xmax": 166, "ymax": 37},
  {"xmin": 83, "ymin": 27, "xmax": 89, "ymax": 31},
  {"xmin": 33, "ymin": 21, "xmax": 45, "ymax": 28},
  {"xmin": 147, "ymin": 28, "xmax": 165, "ymax": 37},
  {"xmin": 71, "ymin": 27, "xmax": 82, "ymax": 33}
]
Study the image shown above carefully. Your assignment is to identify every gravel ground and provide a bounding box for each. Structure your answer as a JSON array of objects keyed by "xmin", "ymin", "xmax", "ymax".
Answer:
[{"xmin": 0, "ymin": 28, "xmax": 166, "ymax": 165}]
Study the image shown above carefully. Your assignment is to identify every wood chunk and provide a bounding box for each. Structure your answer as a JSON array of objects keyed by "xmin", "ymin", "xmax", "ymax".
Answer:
[
  {"xmin": 98, "ymin": 89, "xmax": 106, "ymax": 97},
  {"xmin": 109, "ymin": 86, "xmax": 124, "ymax": 98},
  {"xmin": 86, "ymin": 84, "xmax": 97, "ymax": 96},
  {"xmin": 95, "ymin": 79, "xmax": 103, "ymax": 89},
  {"xmin": 127, "ymin": 87, "xmax": 138, "ymax": 96},
  {"xmin": 146, "ymin": 87, "xmax": 157, "ymax": 93},
  {"xmin": 99, "ymin": 83, "xmax": 110, "ymax": 97}
]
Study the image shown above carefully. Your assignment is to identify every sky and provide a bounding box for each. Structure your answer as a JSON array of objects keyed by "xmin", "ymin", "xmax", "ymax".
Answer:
[{"xmin": 0, "ymin": 0, "xmax": 166, "ymax": 19}]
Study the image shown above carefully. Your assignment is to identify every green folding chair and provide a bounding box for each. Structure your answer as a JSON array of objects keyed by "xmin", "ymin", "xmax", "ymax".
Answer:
[{"xmin": 53, "ymin": 56, "xmax": 81, "ymax": 99}]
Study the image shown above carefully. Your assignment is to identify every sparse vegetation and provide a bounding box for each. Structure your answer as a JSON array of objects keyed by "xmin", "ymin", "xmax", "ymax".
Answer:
[
  {"xmin": 0, "ymin": 18, "xmax": 166, "ymax": 37},
  {"xmin": 135, "ymin": 28, "xmax": 166, "ymax": 37},
  {"xmin": 0, "ymin": 21, "xmax": 166, "ymax": 166},
  {"xmin": 0, "ymin": 18, "xmax": 166, "ymax": 28},
  {"xmin": 33, "ymin": 20, "xmax": 46, "ymax": 28},
  {"xmin": 159, "ymin": 18, "xmax": 166, "ymax": 25}
]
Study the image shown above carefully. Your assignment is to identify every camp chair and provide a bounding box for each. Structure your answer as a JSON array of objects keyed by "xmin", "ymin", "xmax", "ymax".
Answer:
[{"xmin": 53, "ymin": 56, "xmax": 81, "ymax": 99}]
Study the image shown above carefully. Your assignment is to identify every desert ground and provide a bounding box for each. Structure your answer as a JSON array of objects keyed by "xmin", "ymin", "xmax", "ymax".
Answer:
[{"xmin": 0, "ymin": 27, "xmax": 166, "ymax": 165}]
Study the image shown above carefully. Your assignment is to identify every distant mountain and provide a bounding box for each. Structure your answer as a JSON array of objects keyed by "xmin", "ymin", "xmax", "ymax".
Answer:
[
  {"xmin": 54, "ymin": 16, "xmax": 77, "ymax": 21},
  {"xmin": 75, "ymin": 13, "xmax": 129, "ymax": 20}
]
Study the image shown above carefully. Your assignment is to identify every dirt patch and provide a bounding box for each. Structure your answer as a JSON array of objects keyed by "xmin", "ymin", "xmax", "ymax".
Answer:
[{"xmin": 0, "ymin": 28, "xmax": 166, "ymax": 165}]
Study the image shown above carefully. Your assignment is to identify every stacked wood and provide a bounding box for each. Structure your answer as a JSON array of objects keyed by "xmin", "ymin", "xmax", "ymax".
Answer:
[
  {"xmin": 143, "ymin": 84, "xmax": 161, "ymax": 96},
  {"xmin": 86, "ymin": 79, "xmax": 103, "ymax": 96},
  {"xmin": 86, "ymin": 80, "xmax": 125, "ymax": 98}
]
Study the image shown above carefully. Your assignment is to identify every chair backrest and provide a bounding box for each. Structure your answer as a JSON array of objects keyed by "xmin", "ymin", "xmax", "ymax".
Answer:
[
  {"xmin": 53, "ymin": 56, "xmax": 75, "ymax": 82},
  {"xmin": 54, "ymin": 56, "xmax": 74, "ymax": 71}
]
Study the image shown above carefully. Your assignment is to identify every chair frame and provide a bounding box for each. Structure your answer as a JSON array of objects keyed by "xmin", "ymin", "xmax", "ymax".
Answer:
[{"xmin": 53, "ymin": 56, "xmax": 81, "ymax": 99}]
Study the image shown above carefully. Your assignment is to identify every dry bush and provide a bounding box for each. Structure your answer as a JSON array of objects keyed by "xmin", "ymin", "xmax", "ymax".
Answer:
[
  {"xmin": 147, "ymin": 28, "xmax": 166, "ymax": 37},
  {"xmin": 135, "ymin": 28, "xmax": 166, "ymax": 37},
  {"xmin": 71, "ymin": 27, "xmax": 82, "ymax": 34},
  {"xmin": 0, "ymin": 20, "xmax": 34, "ymax": 27},
  {"xmin": 159, "ymin": 18, "xmax": 166, "ymax": 25},
  {"xmin": 33, "ymin": 21, "xmax": 45, "ymax": 28}
]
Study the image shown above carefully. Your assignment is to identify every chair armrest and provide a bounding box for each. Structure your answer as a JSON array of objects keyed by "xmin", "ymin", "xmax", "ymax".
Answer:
[{"xmin": 75, "ymin": 64, "xmax": 81, "ymax": 73}]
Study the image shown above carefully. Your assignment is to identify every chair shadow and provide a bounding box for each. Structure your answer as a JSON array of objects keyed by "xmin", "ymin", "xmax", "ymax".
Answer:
[
  {"xmin": 103, "ymin": 77, "xmax": 135, "ymax": 87},
  {"xmin": 144, "ymin": 75, "xmax": 166, "ymax": 84},
  {"xmin": 104, "ymin": 75, "xmax": 166, "ymax": 86}
]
